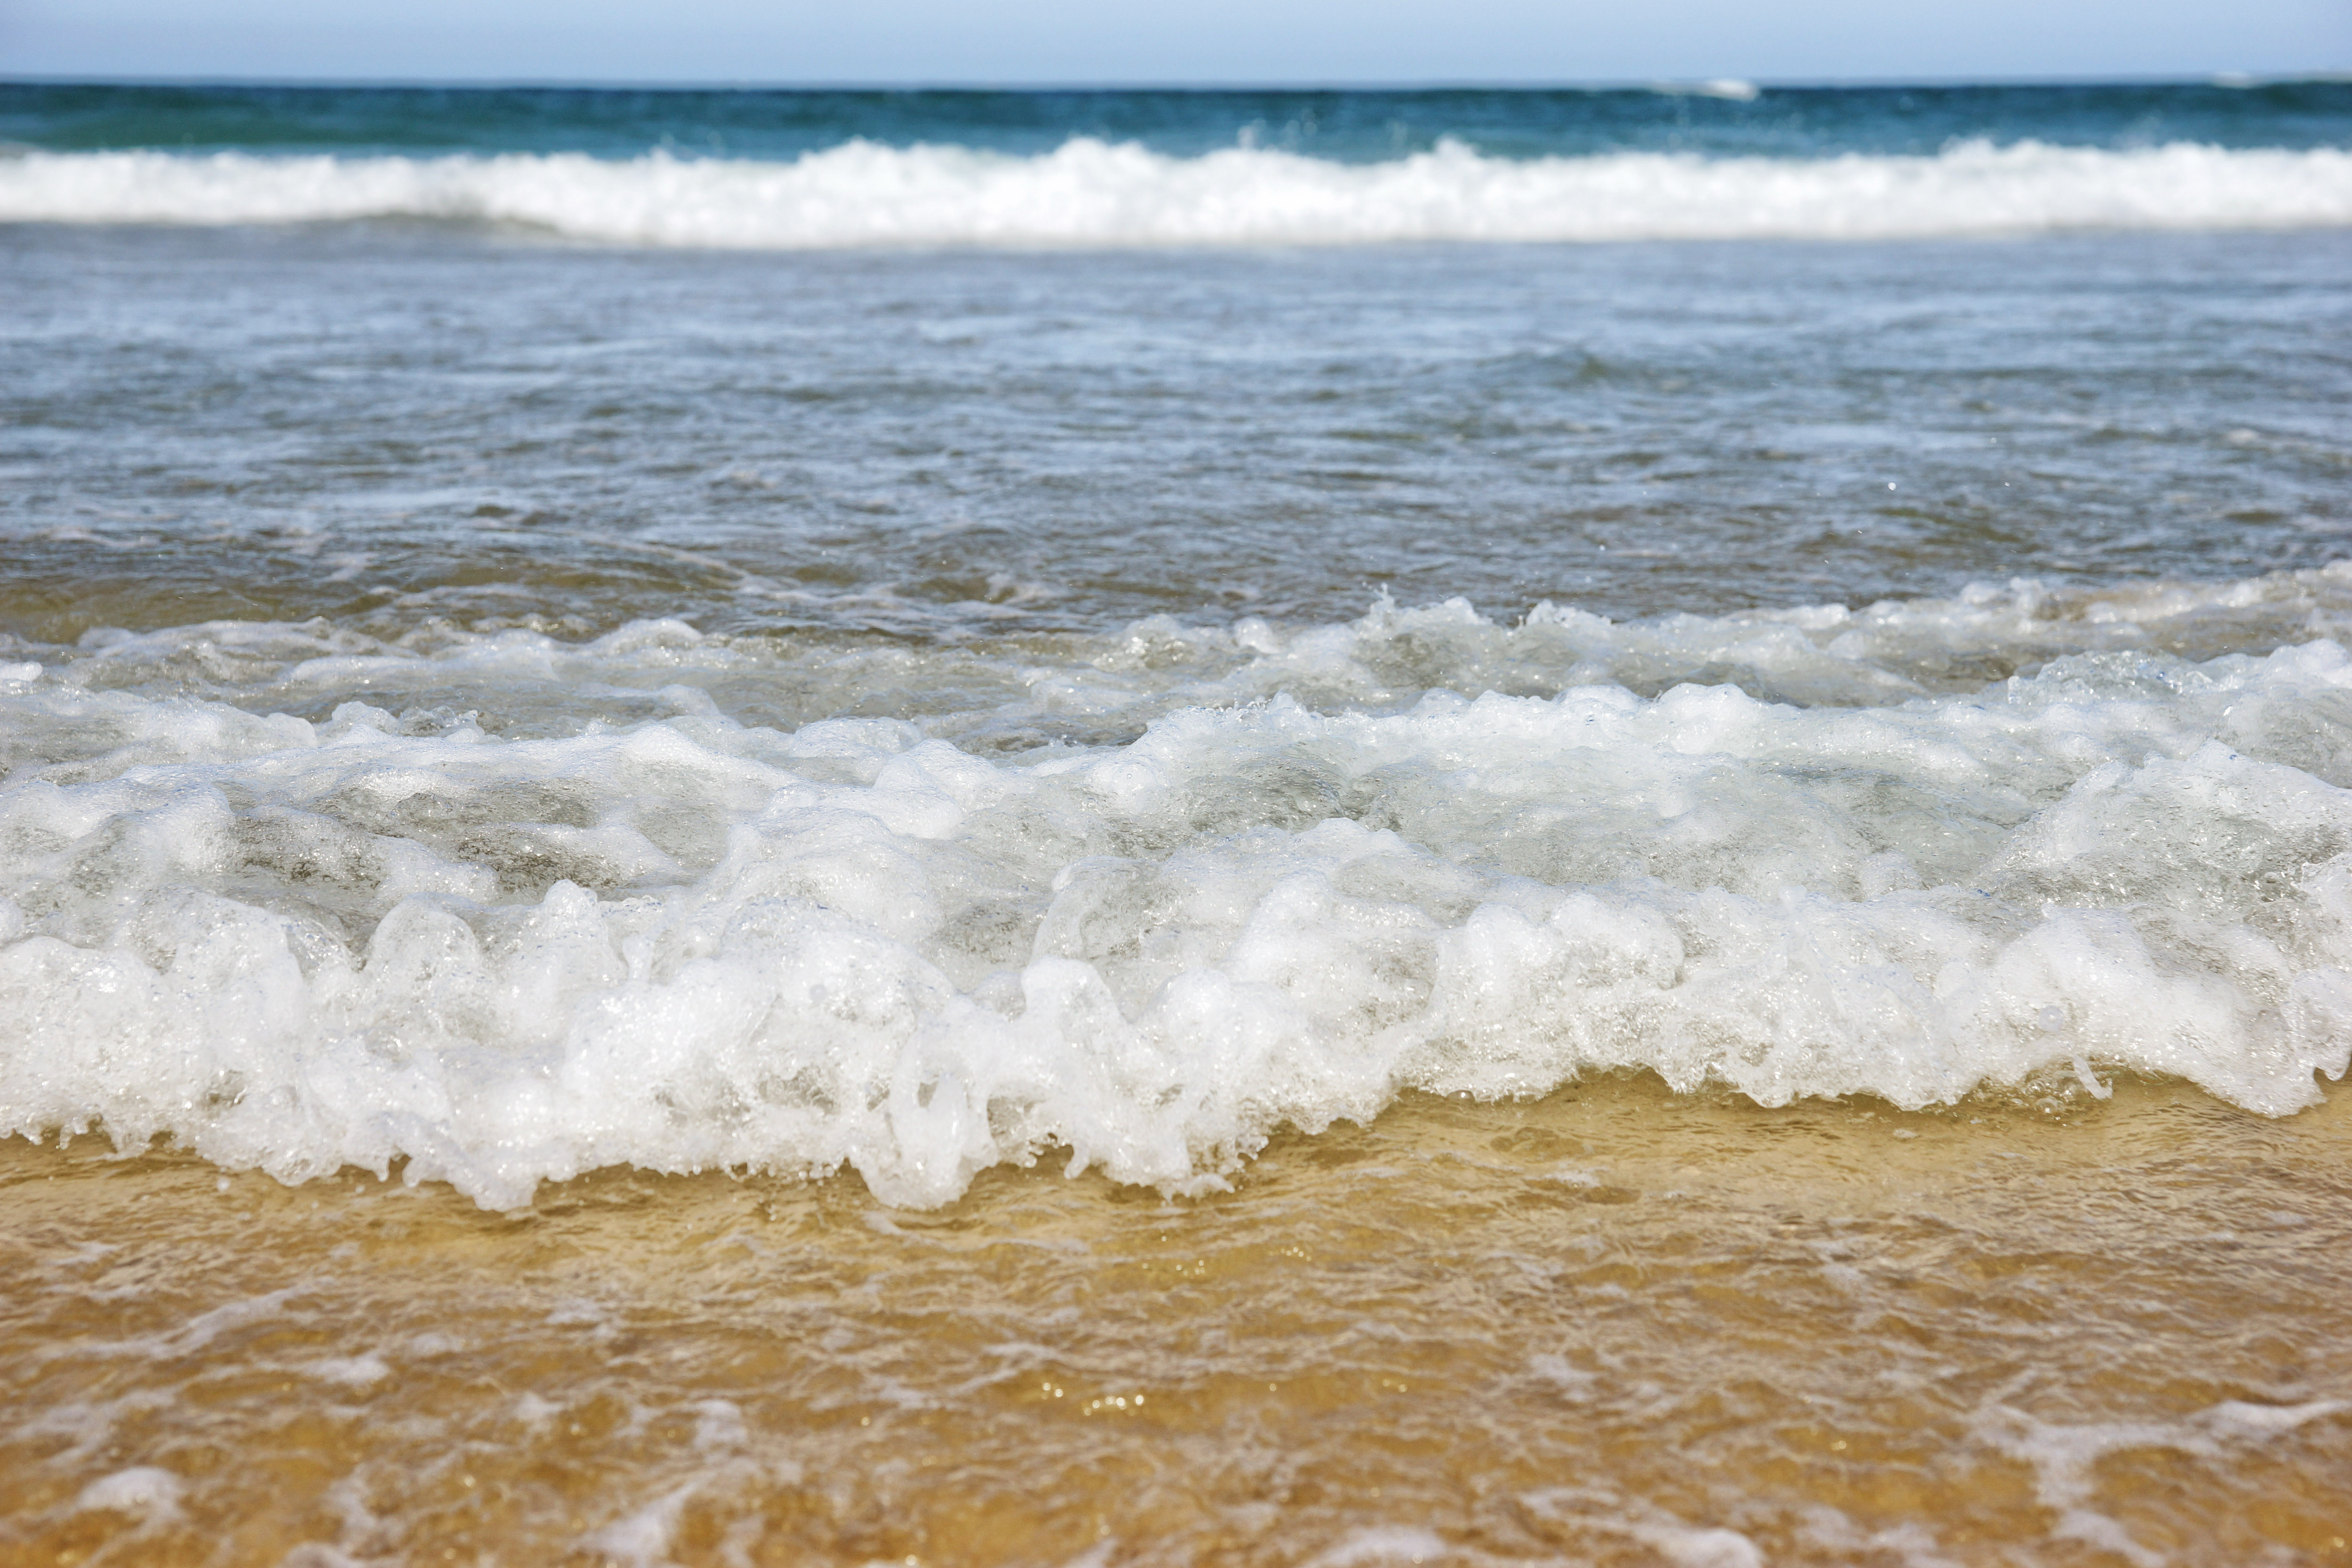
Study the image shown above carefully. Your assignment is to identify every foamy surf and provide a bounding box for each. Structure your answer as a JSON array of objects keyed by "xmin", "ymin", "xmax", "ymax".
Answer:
[
  {"xmin": 4, "ymin": 138, "xmax": 2350, "ymax": 246},
  {"xmin": 4, "ymin": 570, "xmax": 2352, "ymax": 1209}
]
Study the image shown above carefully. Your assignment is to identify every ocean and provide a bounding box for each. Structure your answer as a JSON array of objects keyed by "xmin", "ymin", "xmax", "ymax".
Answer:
[{"xmin": 3, "ymin": 78, "xmax": 2351, "ymax": 1564}]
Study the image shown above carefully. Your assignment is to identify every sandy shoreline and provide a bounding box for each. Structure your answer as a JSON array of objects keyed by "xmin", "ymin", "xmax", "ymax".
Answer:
[{"xmin": 3, "ymin": 1073, "xmax": 2348, "ymax": 1566}]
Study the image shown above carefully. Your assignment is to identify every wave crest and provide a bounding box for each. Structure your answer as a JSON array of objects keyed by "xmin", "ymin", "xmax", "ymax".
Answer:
[{"xmin": 4, "ymin": 137, "xmax": 2350, "ymax": 247}]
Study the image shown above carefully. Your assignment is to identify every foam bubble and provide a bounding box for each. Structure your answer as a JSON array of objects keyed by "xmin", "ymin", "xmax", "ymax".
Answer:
[
  {"xmin": 578, "ymin": 1484, "xmax": 696, "ymax": 1568},
  {"xmin": 1, "ymin": 139, "xmax": 2347, "ymax": 248},
  {"xmin": 1515, "ymin": 1489, "xmax": 1763, "ymax": 1568},
  {"xmin": 73, "ymin": 1466, "xmax": 185, "ymax": 1520},
  {"xmin": 1302, "ymin": 1528, "xmax": 1452, "ymax": 1567},
  {"xmin": 306, "ymin": 1354, "xmax": 392, "ymax": 1389}
]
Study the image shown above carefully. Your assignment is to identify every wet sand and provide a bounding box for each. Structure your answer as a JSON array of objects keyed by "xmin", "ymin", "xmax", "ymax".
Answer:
[{"xmin": 4, "ymin": 1074, "xmax": 2350, "ymax": 1567}]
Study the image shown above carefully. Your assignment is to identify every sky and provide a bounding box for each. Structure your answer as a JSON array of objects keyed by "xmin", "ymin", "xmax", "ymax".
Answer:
[{"xmin": 1, "ymin": 0, "xmax": 2347, "ymax": 85}]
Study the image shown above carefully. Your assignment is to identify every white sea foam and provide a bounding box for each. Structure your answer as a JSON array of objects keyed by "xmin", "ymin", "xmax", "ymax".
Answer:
[
  {"xmin": 2, "ymin": 139, "xmax": 2349, "ymax": 247},
  {"xmin": 72, "ymin": 1466, "xmax": 185, "ymax": 1520},
  {"xmin": 1973, "ymin": 1397, "xmax": 2352, "ymax": 1565},
  {"xmin": 1515, "ymin": 1490, "xmax": 1764, "ymax": 1568},
  {"xmin": 5, "ymin": 572, "xmax": 2352, "ymax": 1209}
]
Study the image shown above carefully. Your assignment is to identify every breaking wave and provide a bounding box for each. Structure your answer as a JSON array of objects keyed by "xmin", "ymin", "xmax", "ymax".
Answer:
[
  {"xmin": 6, "ymin": 569, "xmax": 2352, "ymax": 1208},
  {"xmin": 4, "ymin": 137, "xmax": 2350, "ymax": 247}
]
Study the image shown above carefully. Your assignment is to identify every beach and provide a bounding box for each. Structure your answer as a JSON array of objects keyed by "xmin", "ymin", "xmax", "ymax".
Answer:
[{"xmin": 4, "ymin": 80, "xmax": 2352, "ymax": 1563}]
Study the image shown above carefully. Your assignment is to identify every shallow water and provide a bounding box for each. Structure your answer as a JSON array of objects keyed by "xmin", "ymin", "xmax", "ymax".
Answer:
[
  {"xmin": 7, "ymin": 226, "xmax": 2350, "ymax": 642},
  {"xmin": 6, "ymin": 1076, "xmax": 2351, "ymax": 1567}
]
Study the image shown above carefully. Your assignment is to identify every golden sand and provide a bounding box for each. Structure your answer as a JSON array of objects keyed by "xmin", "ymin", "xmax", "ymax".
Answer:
[{"xmin": 4, "ymin": 1075, "xmax": 2349, "ymax": 1567}]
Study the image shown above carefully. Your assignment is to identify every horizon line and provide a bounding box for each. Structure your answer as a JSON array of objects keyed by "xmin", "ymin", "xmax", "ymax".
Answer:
[{"xmin": 7, "ymin": 71, "xmax": 2349, "ymax": 93}]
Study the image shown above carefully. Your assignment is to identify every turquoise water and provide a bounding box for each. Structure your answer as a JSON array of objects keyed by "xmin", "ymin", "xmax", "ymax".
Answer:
[{"xmin": 7, "ymin": 79, "xmax": 2352, "ymax": 159}]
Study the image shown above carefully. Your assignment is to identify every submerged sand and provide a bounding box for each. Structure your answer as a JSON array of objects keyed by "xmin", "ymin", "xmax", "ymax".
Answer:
[{"xmin": 3, "ymin": 1075, "xmax": 2348, "ymax": 1567}]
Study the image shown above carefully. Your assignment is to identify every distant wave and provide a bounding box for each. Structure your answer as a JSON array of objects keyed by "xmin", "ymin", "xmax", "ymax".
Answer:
[{"xmin": 2, "ymin": 137, "xmax": 2350, "ymax": 247}]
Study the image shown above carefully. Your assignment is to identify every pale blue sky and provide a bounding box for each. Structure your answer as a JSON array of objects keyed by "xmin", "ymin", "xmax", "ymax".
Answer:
[{"xmin": 2, "ymin": 0, "xmax": 2346, "ymax": 85}]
